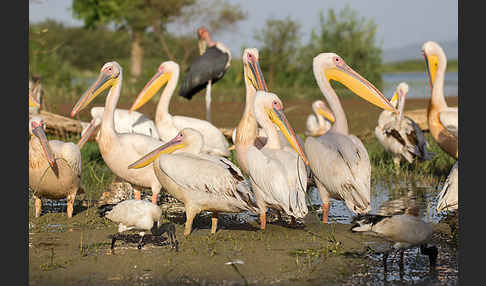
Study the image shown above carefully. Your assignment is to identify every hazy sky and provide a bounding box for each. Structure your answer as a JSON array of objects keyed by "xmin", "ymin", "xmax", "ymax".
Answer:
[{"xmin": 29, "ymin": 0, "xmax": 458, "ymax": 56}]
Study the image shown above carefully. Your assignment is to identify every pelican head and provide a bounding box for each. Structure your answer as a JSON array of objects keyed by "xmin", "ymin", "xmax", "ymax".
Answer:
[
  {"xmin": 390, "ymin": 82, "xmax": 409, "ymax": 109},
  {"xmin": 77, "ymin": 117, "xmax": 102, "ymax": 149},
  {"xmin": 71, "ymin": 62, "xmax": 122, "ymax": 117},
  {"xmin": 29, "ymin": 116, "xmax": 57, "ymax": 170},
  {"xmin": 254, "ymin": 91, "xmax": 309, "ymax": 165},
  {"xmin": 421, "ymin": 41, "xmax": 446, "ymax": 89},
  {"xmin": 130, "ymin": 61, "xmax": 179, "ymax": 111},
  {"xmin": 128, "ymin": 128, "xmax": 203, "ymax": 169},
  {"xmin": 243, "ymin": 48, "xmax": 268, "ymax": 92},
  {"xmin": 312, "ymin": 100, "xmax": 335, "ymax": 123},
  {"xmin": 313, "ymin": 53, "xmax": 397, "ymax": 113}
]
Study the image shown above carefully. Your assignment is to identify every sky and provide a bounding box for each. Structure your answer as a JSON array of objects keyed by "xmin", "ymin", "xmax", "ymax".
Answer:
[{"xmin": 29, "ymin": 0, "xmax": 458, "ymax": 57}]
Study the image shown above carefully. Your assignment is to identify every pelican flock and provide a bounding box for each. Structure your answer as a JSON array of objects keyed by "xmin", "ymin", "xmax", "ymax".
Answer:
[{"xmin": 28, "ymin": 20, "xmax": 458, "ymax": 279}]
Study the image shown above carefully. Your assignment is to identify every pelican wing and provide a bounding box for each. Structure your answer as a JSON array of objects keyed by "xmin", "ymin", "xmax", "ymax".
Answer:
[
  {"xmin": 173, "ymin": 115, "xmax": 230, "ymax": 156},
  {"xmin": 49, "ymin": 140, "xmax": 82, "ymax": 178},
  {"xmin": 436, "ymin": 161, "xmax": 458, "ymax": 212},
  {"xmin": 305, "ymin": 133, "xmax": 371, "ymax": 214},
  {"xmin": 178, "ymin": 46, "xmax": 229, "ymax": 100},
  {"xmin": 245, "ymin": 146, "xmax": 295, "ymax": 216},
  {"xmin": 157, "ymin": 153, "xmax": 255, "ymax": 210},
  {"xmin": 439, "ymin": 108, "xmax": 458, "ymax": 138}
]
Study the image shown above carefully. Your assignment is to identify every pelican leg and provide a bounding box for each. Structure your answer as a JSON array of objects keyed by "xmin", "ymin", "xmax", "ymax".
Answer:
[
  {"xmin": 184, "ymin": 206, "xmax": 199, "ymax": 237},
  {"xmin": 151, "ymin": 192, "xmax": 158, "ymax": 205},
  {"xmin": 205, "ymin": 80, "xmax": 212, "ymax": 122},
  {"xmin": 259, "ymin": 212, "xmax": 267, "ymax": 230},
  {"xmin": 133, "ymin": 186, "xmax": 141, "ymax": 200},
  {"xmin": 34, "ymin": 195, "xmax": 42, "ymax": 218},
  {"xmin": 211, "ymin": 212, "xmax": 219, "ymax": 234},
  {"xmin": 66, "ymin": 192, "xmax": 76, "ymax": 218},
  {"xmin": 316, "ymin": 180, "xmax": 330, "ymax": 223}
]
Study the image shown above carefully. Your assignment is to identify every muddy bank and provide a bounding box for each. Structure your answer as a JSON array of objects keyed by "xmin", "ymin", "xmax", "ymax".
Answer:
[{"xmin": 28, "ymin": 204, "xmax": 456, "ymax": 286}]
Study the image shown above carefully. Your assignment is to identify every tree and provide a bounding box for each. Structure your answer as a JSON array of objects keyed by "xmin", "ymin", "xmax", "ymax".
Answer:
[
  {"xmin": 72, "ymin": 0, "xmax": 246, "ymax": 81},
  {"xmin": 299, "ymin": 5, "xmax": 383, "ymax": 90},
  {"xmin": 254, "ymin": 16, "xmax": 301, "ymax": 87}
]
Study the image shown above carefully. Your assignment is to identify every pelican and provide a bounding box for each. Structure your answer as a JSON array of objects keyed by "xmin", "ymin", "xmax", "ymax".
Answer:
[
  {"xmin": 374, "ymin": 82, "xmax": 433, "ymax": 169},
  {"xmin": 178, "ymin": 27, "xmax": 232, "ymax": 122},
  {"xmin": 304, "ymin": 53, "xmax": 398, "ymax": 223},
  {"xmin": 234, "ymin": 48, "xmax": 269, "ymax": 176},
  {"xmin": 81, "ymin": 107, "xmax": 160, "ymax": 140},
  {"xmin": 422, "ymin": 41, "xmax": 458, "ymax": 159},
  {"xmin": 29, "ymin": 116, "xmax": 82, "ymax": 218},
  {"xmin": 129, "ymin": 61, "xmax": 230, "ymax": 157},
  {"xmin": 128, "ymin": 128, "xmax": 259, "ymax": 237},
  {"xmin": 436, "ymin": 161, "xmax": 458, "ymax": 212},
  {"xmin": 351, "ymin": 196, "xmax": 438, "ymax": 273},
  {"xmin": 305, "ymin": 100, "xmax": 335, "ymax": 137},
  {"xmin": 245, "ymin": 91, "xmax": 309, "ymax": 229},
  {"xmin": 71, "ymin": 61, "xmax": 166, "ymax": 204},
  {"xmin": 98, "ymin": 200, "xmax": 178, "ymax": 250}
]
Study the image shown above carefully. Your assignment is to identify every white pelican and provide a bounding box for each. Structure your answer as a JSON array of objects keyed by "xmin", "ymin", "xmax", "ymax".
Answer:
[
  {"xmin": 29, "ymin": 76, "xmax": 42, "ymax": 114},
  {"xmin": 128, "ymin": 128, "xmax": 259, "ymax": 237},
  {"xmin": 29, "ymin": 116, "xmax": 82, "ymax": 218},
  {"xmin": 245, "ymin": 91, "xmax": 309, "ymax": 229},
  {"xmin": 82, "ymin": 107, "xmax": 159, "ymax": 139},
  {"xmin": 234, "ymin": 48, "xmax": 269, "ymax": 176},
  {"xmin": 374, "ymin": 82, "xmax": 433, "ymax": 169},
  {"xmin": 98, "ymin": 200, "xmax": 177, "ymax": 250},
  {"xmin": 305, "ymin": 100, "xmax": 335, "ymax": 137},
  {"xmin": 304, "ymin": 53, "xmax": 398, "ymax": 223},
  {"xmin": 436, "ymin": 161, "xmax": 458, "ymax": 212},
  {"xmin": 422, "ymin": 41, "xmax": 458, "ymax": 159},
  {"xmin": 351, "ymin": 201, "xmax": 438, "ymax": 272},
  {"xmin": 71, "ymin": 61, "xmax": 166, "ymax": 204},
  {"xmin": 178, "ymin": 27, "xmax": 232, "ymax": 122},
  {"xmin": 130, "ymin": 61, "xmax": 230, "ymax": 157}
]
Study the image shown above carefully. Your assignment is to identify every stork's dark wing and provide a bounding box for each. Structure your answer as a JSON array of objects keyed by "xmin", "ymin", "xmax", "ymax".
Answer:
[{"xmin": 178, "ymin": 46, "xmax": 229, "ymax": 100}]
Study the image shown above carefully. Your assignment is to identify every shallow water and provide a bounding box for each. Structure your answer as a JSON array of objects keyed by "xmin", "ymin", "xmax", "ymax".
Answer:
[{"xmin": 383, "ymin": 72, "xmax": 458, "ymax": 99}]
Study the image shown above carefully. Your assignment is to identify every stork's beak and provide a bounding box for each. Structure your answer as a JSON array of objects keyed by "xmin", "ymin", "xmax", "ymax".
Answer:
[
  {"xmin": 247, "ymin": 56, "xmax": 268, "ymax": 91},
  {"xmin": 317, "ymin": 107, "xmax": 335, "ymax": 123},
  {"xmin": 324, "ymin": 65, "xmax": 398, "ymax": 113},
  {"xmin": 423, "ymin": 51, "xmax": 438, "ymax": 92},
  {"xmin": 266, "ymin": 107, "xmax": 309, "ymax": 165},
  {"xmin": 71, "ymin": 72, "xmax": 117, "ymax": 117},
  {"xmin": 77, "ymin": 118, "xmax": 100, "ymax": 149},
  {"xmin": 32, "ymin": 125, "xmax": 57, "ymax": 171},
  {"xmin": 130, "ymin": 71, "xmax": 171, "ymax": 112},
  {"xmin": 128, "ymin": 135, "xmax": 185, "ymax": 169}
]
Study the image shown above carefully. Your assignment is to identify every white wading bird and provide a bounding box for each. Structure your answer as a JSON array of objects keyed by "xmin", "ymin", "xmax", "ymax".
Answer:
[
  {"xmin": 78, "ymin": 107, "xmax": 160, "ymax": 147},
  {"xmin": 128, "ymin": 128, "xmax": 259, "ymax": 237},
  {"xmin": 29, "ymin": 116, "xmax": 82, "ymax": 218},
  {"xmin": 304, "ymin": 53, "xmax": 398, "ymax": 223},
  {"xmin": 436, "ymin": 161, "xmax": 458, "ymax": 212},
  {"xmin": 351, "ymin": 195, "xmax": 438, "ymax": 273},
  {"xmin": 98, "ymin": 200, "xmax": 178, "ymax": 250},
  {"xmin": 234, "ymin": 48, "xmax": 270, "ymax": 176},
  {"xmin": 129, "ymin": 61, "xmax": 230, "ymax": 157},
  {"xmin": 374, "ymin": 82, "xmax": 433, "ymax": 169},
  {"xmin": 245, "ymin": 91, "xmax": 310, "ymax": 230},
  {"xmin": 422, "ymin": 41, "xmax": 458, "ymax": 159},
  {"xmin": 305, "ymin": 100, "xmax": 335, "ymax": 137},
  {"xmin": 71, "ymin": 61, "xmax": 166, "ymax": 204}
]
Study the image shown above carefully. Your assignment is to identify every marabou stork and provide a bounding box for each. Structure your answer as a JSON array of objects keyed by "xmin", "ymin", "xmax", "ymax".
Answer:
[{"xmin": 178, "ymin": 27, "xmax": 231, "ymax": 123}]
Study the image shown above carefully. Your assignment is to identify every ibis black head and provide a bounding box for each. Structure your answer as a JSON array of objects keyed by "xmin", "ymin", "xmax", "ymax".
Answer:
[{"xmin": 98, "ymin": 204, "xmax": 116, "ymax": 217}]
